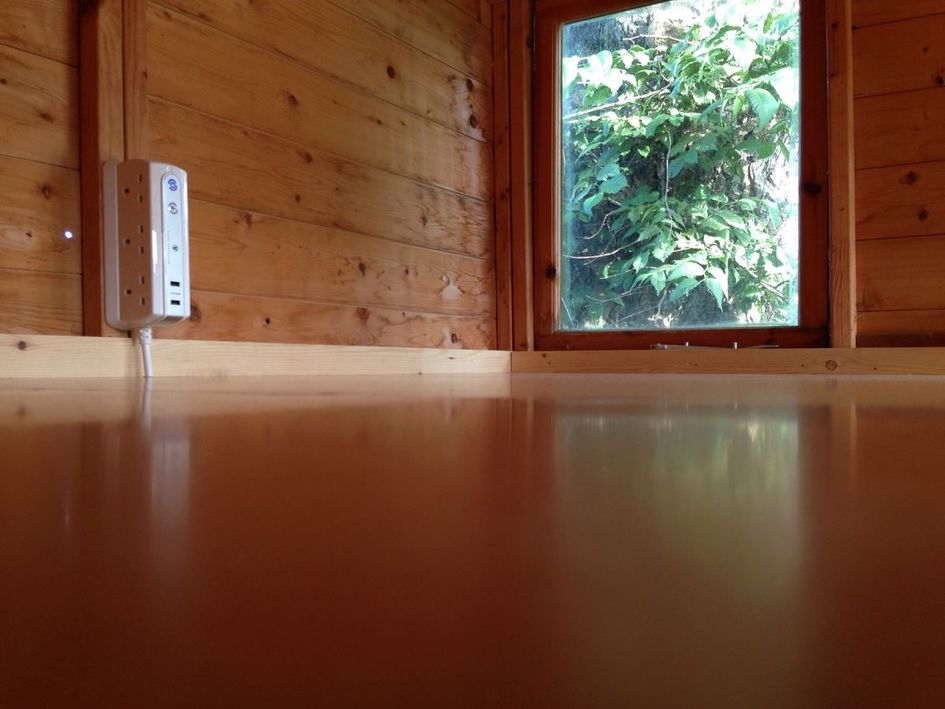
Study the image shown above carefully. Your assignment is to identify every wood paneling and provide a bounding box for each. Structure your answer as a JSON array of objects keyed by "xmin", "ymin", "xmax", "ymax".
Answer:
[
  {"xmin": 856, "ymin": 162, "xmax": 945, "ymax": 241},
  {"xmin": 854, "ymin": 14, "xmax": 945, "ymax": 98},
  {"xmin": 187, "ymin": 201, "xmax": 494, "ymax": 318},
  {"xmin": 0, "ymin": 2, "xmax": 82, "ymax": 337},
  {"xmin": 858, "ymin": 310, "xmax": 945, "ymax": 347},
  {"xmin": 153, "ymin": 0, "xmax": 489, "ymax": 142},
  {"xmin": 0, "ymin": 43, "xmax": 79, "ymax": 168},
  {"xmin": 142, "ymin": 0, "xmax": 497, "ymax": 349},
  {"xmin": 168, "ymin": 292, "xmax": 495, "ymax": 350},
  {"xmin": 148, "ymin": 99, "xmax": 493, "ymax": 260},
  {"xmin": 0, "ymin": 156, "xmax": 80, "ymax": 274},
  {"xmin": 852, "ymin": 5, "xmax": 945, "ymax": 345},
  {"xmin": 855, "ymin": 89, "xmax": 945, "ymax": 170},
  {"xmin": 146, "ymin": 5, "xmax": 489, "ymax": 200},
  {"xmin": 0, "ymin": 269, "xmax": 81, "ymax": 335},
  {"xmin": 858, "ymin": 236, "xmax": 945, "ymax": 312},
  {"xmin": 330, "ymin": 0, "xmax": 493, "ymax": 85},
  {"xmin": 448, "ymin": 0, "xmax": 493, "ymax": 28},
  {"xmin": 0, "ymin": 0, "xmax": 77, "ymax": 65},
  {"xmin": 852, "ymin": 0, "xmax": 945, "ymax": 28}
]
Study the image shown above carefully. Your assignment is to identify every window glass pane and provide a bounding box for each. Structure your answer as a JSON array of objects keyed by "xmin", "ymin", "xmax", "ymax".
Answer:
[{"xmin": 560, "ymin": 0, "xmax": 801, "ymax": 331}]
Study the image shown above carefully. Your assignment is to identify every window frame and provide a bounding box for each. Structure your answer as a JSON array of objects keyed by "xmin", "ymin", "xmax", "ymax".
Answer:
[{"xmin": 532, "ymin": 0, "xmax": 830, "ymax": 350}]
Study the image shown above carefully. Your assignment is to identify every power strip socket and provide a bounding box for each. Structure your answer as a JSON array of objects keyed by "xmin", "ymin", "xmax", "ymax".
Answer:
[{"xmin": 103, "ymin": 160, "xmax": 191, "ymax": 330}]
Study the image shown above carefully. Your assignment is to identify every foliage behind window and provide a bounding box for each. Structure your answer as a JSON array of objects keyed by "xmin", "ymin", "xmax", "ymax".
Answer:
[{"xmin": 560, "ymin": 0, "xmax": 800, "ymax": 331}]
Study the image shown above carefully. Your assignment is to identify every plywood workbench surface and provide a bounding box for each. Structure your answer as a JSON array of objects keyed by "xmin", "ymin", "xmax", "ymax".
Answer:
[{"xmin": 2, "ymin": 374, "xmax": 944, "ymax": 706}]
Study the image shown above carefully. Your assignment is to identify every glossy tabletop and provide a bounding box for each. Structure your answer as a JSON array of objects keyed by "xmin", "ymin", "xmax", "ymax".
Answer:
[{"xmin": 2, "ymin": 375, "xmax": 944, "ymax": 707}]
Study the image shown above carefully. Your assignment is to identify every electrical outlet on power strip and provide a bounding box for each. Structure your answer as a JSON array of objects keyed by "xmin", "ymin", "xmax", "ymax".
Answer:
[{"xmin": 104, "ymin": 160, "xmax": 191, "ymax": 331}]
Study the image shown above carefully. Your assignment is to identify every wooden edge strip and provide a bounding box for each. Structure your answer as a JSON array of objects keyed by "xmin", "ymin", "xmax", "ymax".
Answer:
[
  {"xmin": 123, "ymin": 0, "xmax": 149, "ymax": 158},
  {"xmin": 512, "ymin": 349, "xmax": 945, "ymax": 376},
  {"xmin": 508, "ymin": 0, "xmax": 534, "ymax": 351},
  {"xmin": 0, "ymin": 335, "xmax": 511, "ymax": 378},
  {"xmin": 826, "ymin": 0, "xmax": 857, "ymax": 347},
  {"xmin": 492, "ymin": 1, "xmax": 513, "ymax": 350},
  {"xmin": 79, "ymin": 0, "xmax": 126, "ymax": 337}
]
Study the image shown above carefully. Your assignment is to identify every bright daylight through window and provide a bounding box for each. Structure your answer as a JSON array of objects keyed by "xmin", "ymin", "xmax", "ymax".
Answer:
[{"xmin": 559, "ymin": 0, "xmax": 801, "ymax": 332}]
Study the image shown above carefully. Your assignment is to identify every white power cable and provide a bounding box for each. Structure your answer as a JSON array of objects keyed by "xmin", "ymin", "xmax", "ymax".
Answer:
[{"xmin": 137, "ymin": 327, "xmax": 154, "ymax": 378}]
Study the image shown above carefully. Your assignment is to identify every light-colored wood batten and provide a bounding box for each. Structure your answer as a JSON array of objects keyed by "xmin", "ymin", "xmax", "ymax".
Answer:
[
  {"xmin": 512, "ymin": 348, "xmax": 945, "ymax": 376},
  {"xmin": 827, "ymin": 0, "xmax": 857, "ymax": 347},
  {"xmin": 0, "ymin": 334, "xmax": 511, "ymax": 378}
]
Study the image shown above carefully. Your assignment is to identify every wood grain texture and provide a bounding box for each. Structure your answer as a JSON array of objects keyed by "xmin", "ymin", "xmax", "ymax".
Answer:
[
  {"xmin": 858, "ymin": 309, "xmax": 945, "ymax": 347},
  {"xmin": 853, "ymin": 13, "xmax": 945, "ymax": 98},
  {"xmin": 512, "ymin": 347, "xmax": 945, "ymax": 375},
  {"xmin": 448, "ymin": 0, "xmax": 493, "ymax": 28},
  {"xmin": 187, "ymin": 201, "xmax": 495, "ymax": 318},
  {"xmin": 0, "ymin": 269, "xmax": 82, "ymax": 335},
  {"xmin": 856, "ymin": 161, "xmax": 945, "ymax": 241},
  {"xmin": 0, "ymin": 2, "xmax": 83, "ymax": 338},
  {"xmin": 0, "ymin": 0, "xmax": 78, "ymax": 65},
  {"xmin": 146, "ymin": 5, "xmax": 490, "ymax": 200},
  {"xmin": 828, "ymin": 0, "xmax": 857, "ymax": 347},
  {"xmin": 492, "ymin": 1, "xmax": 513, "ymax": 350},
  {"xmin": 0, "ymin": 43, "xmax": 79, "ymax": 168},
  {"xmin": 142, "ymin": 0, "xmax": 498, "ymax": 349},
  {"xmin": 165, "ymin": 291, "xmax": 496, "ymax": 350},
  {"xmin": 858, "ymin": 235, "xmax": 945, "ymax": 312},
  {"xmin": 152, "ymin": 0, "xmax": 489, "ymax": 142},
  {"xmin": 852, "ymin": 0, "xmax": 945, "ymax": 28},
  {"xmin": 509, "ymin": 0, "xmax": 534, "ymax": 351},
  {"xmin": 123, "ymin": 0, "xmax": 149, "ymax": 159},
  {"xmin": 0, "ymin": 155, "xmax": 80, "ymax": 274},
  {"xmin": 855, "ymin": 89, "xmax": 945, "ymax": 169},
  {"xmin": 0, "ymin": 334, "xmax": 510, "ymax": 378},
  {"xmin": 330, "ymin": 0, "xmax": 493, "ymax": 85},
  {"xmin": 79, "ymin": 0, "xmax": 125, "ymax": 337},
  {"xmin": 148, "ymin": 98, "xmax": 493, "ymax": 260}
]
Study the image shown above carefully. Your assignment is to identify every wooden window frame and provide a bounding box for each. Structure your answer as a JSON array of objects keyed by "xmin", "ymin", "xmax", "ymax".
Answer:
[{"xmin": 531, "ymin": 0, "xmax": 830, "ymax": 350}]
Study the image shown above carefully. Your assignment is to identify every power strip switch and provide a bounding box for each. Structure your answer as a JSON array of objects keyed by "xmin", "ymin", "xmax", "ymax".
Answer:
[{"xmin": 103, "ymin": 160, "xmax": 191, "ymax": 330}]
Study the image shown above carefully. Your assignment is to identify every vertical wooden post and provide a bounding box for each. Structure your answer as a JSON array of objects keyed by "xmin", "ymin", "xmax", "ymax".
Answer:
[
  {"xmin": 123, "ymin": 0, "xmax": 149, "ymax": 160},
  {"xmin": 79, "ymin": 0, "xmax": 125, "ymax": 336},
  {"xmin": 508, "ymin": 0, "xmax": 534, "ymax": 351},
  {"xmin": 492, "ymin": 1, "xmax": 514, "ymax": 351},
  {"xmin": 827, "ymin": 0, "xmax": 857, "ymax": 348},
  {"xmin": 80, "ymin": 0, "xmax": 149, "ymax": 335}
]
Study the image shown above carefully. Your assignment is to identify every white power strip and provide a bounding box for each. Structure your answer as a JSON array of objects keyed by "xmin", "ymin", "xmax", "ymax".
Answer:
[{"xmin": 103, "ymin": 160, "xmax": 191, "ymax": 376}]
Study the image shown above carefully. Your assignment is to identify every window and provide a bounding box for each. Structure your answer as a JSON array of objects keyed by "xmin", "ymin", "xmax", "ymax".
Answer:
[{"xmin": 534, "ymin": 0, "xmax": 828, "ymax": 349}]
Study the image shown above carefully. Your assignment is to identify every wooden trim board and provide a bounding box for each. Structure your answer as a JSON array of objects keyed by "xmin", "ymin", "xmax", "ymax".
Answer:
[
  {"xmin": 826, "ymin": 0, "xmax": 857, "ymax": 347},
  {"xmin": 0, "ymin": 335, "xmax": 511, "ymax": 378},
  {"xmin": 512, "ymin": 348, "xmax": 945, "ymax": 375},
  {"xmin": 508, "ymin": 0, "xmax": 534, "ymax": 351},
  {"xmin": 79, "ymin": 0, "xmax": 125, "ymax": 337},
  {"xmin": 4, "ymin": 336, "xmax": 944, "ymax": 379},
  {"xmin": 492, "ymin": 1, "xmax": 513, "ymax": 350}
]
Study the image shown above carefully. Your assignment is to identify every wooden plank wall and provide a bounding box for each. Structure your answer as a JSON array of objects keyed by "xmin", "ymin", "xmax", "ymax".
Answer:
[
  {"xmin": 0, "ymin": 1, "xmax": 82, "ymax": 335},
  {"xmin": 143, "ymin": 0, "xmax": 497, "ymax": 349},
  {"xmin": 853, "ymin": 1, "xmax": 945, "ymax": 346}
]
